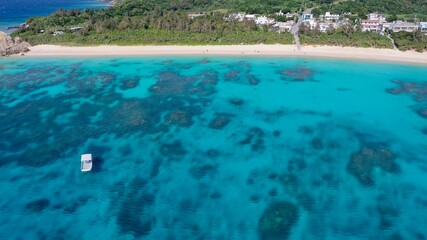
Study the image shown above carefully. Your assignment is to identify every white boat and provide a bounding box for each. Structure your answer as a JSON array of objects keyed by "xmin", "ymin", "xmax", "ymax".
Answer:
[{"xmin": 81, "ymin": 154, "xmax": 93, "ymax": 172}]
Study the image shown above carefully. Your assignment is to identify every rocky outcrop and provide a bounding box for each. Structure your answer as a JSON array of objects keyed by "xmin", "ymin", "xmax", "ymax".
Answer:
[{"xmin": 0, "ymin": 31, "xmax": 31, "ymax": 56}]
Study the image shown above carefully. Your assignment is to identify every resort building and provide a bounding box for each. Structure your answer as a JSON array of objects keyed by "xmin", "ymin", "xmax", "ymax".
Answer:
[
  {"xmin": 361, "ymin": 13, "xmax": 387, "ymax": 32},
  {"xmin": 361, "ymin": 19, "xmax": 381, "ymax": 32},
  {"xmin": 419, "ymin": 22, "xmax": 427, "ymax": 35},
  {"xmin": 255, "ymin": 16, "xmax": 276, "ymax": 25},
  {"xmin": 323, "ymin": 12, "xmax": 340, "ymax": 22},
  {"xmin": 245, "ymin": 14, "xmax": 256, "ymax": 21},
  {"xmin": 303, "ymin": 19, "xmax": 318, "ymax": 30},
  {"xmin": 367, "ymin": 13, "xmax": 386, "ymax": 22},
  {"xmin": 53, "ymin": 31, "xmax": 64, "ymax": 36},
  {"xmin": 390, "ymin": 22, "xmax": 419, "ymax": 33},
  {"xmin": 381, "ymin": 22, "xmax": 394, "ymax": 32},
  {"xmin": 275, "ymin": 11, "xmax": 295, "ymax": 19},
  {"xmin": 303, "ymin": 14, "xmax": 314, "ymax": 21},
  {"xmin": 317, "ymin": 22, "xmax": 339, "ymax": 33},
  {"xmin": 225, "ymin": 13, "xmax": 245, "ymax": 21},
  {"xmin": 275, "ymin": 21, "xmax": 294, "ymax": 33}
]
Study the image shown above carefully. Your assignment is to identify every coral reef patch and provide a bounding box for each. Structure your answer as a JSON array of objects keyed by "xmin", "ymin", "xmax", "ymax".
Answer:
[
  {"xmin": 347, "ymin": 143, "xmax": 400, "ymax": 186},
  {"xmin": 258, "ymin": 201, "xmax": 299, "ymax": 240}
]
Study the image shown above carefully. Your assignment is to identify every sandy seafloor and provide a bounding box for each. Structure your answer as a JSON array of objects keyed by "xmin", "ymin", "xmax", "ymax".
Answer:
[{"xmin": 0, "ymin": 56, "xmax": 427, "ymax": 239}]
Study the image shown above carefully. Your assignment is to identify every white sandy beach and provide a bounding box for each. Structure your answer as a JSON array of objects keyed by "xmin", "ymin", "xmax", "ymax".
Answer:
[{"xmin": 22, "ymin": 44, "xmax": 427, "ymax": 65}]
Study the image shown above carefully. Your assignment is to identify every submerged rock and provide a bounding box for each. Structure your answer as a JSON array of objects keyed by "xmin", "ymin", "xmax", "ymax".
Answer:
[
  {"xmin": 258, "ymin": 201, "xmax": 299, "ymax": 240},
  {"xmin": 281, "ymin": 67, "xmax": 314, "ymax": 81},
  {"xmin": 165, "ymin": 110, "xmax": 193, "ymax": 127},
  {"xmin": 25, "ymin": 199, "xmax": 50, "ymax": 212},
  {"xmin": 240, "ymin": 127, "xmax": 265, "ymax": 152},
  {"xmin": 229, "ymin": 98, "xmax": 244, "ymax": 106},
  {"xmin": 0, "ymin": 31, "xmax": 31, "ymax": 56},
  {"xmin": 208, "ymin": 113, "xmax": 233, "ymax": 129},
  {"xmin": 347, "ymin": 144, "xmax": 400, "ymax": 186},
  {"xmin": 120, "ymin": 77, "xmax": 140, "ymax": 90},
  {"xmin": 311, "ymin": 137, "xmax": 323, "ymax": 150},
  {"xmin": 415, "ymin": 108, "xmax": 427, "ymax": 119},
  {"xmin": 159, "ymin": 141, "xmax": 187, "ymax": 160},
  {"xmin": 189, "ymin": 164, "xmax": 217, "ymax": 179}
]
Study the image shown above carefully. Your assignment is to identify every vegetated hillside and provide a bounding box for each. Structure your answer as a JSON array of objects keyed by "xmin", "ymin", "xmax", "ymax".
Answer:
[
  {"xmin": 115, "ymin": 0, "xmax": 309, "ymax": 13},
  {"xmin": 312, "ymin": 0, "xmax": 427, "ymax": 19},
  {"xmin": 10, "ymin": 0, "xmax": 426, "ymax": 51},
  {"xmin": 11, "ymin": 3, "xmax": 295, "ymax": 46}
]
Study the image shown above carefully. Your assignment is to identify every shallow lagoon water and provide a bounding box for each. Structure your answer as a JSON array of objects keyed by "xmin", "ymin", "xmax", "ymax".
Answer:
[{"xmin": 0, "ymin": 56, "xmax": 427, "ymax": 239}]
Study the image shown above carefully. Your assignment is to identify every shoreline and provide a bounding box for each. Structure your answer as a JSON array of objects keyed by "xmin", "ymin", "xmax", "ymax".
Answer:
[{"xmin": 13, "ymin": 44, "xmax": 427, "ymax": 65}]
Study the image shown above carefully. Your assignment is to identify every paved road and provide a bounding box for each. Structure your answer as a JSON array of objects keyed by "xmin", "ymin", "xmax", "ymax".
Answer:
[
  {"xmin": 291, "ymin": 9, "xmax": 312, "ymax": 50},
  {"xmin": 291, "ymin": 15, "xmax": 302, "ymax": 50}
]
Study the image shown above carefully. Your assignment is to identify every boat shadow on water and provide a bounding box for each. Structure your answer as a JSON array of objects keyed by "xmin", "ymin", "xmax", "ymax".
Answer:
[{"xmin": 90, "ymin": 156, "xmax": 105, "ymax": 173}]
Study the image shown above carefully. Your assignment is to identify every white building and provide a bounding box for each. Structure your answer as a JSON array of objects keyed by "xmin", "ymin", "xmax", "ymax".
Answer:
[
  {"xmin": 323, "ymin": 12, "xmax": 339, "ymax": 21},
  {"xmin": 390, "ymin": 22, "xmax": 419, "ymax": 33},
  {"xmin": 381, "ymin": 22, "xmax": 394, "ymax": 32},
  {"xmin": 361, "ymin": 19, "xmax": 381, "ymax": 32},
  {"xmin": 286, "ymin": 12, "xmax": 295, "ymax": 19},
  {"xmin": 303, "ymin": 20, "xmax": 317, "ymax": 30},
  {"xmin": 303, "ymin": 13, "xmax": 314, "ymax": 21},
  {"xmin": 245, "ymin": 14, "xmax": 256, "ymax": 21},
  {"xmin": 255, "ymin": 16, "xmax": 275, "ymax": 25},
  {"xmin": 419, "ymin": 22, "xmax": 427, "ymax": 35},
  {"xmin": 275, "ymin": 21, "xmax": 294, "ymax": 32},
  {"xmin": 53, "ymin": 31, "xmax": 64, "ymax": 36},
  {"xmin": 317, "ymin": 22, "xmax": 340, "ymax": 32},
  {"xmin": 367, "ymin": 13, "xmax": 386, "ymax": 22},
  {"xmin": 226, "ymin": 13, "xmax": 246, "ymax": 21}
]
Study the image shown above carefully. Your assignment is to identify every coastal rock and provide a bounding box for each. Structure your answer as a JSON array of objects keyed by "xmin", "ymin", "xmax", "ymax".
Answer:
[{"xmin": 0, "ymin": 31, "xmax": 31, "ymax": 56}]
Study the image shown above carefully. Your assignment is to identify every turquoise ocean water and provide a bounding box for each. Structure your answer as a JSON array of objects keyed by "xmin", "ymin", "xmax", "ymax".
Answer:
[{"xmin": 0, "ymin": 56, "xmax": 427, "ymax": 239}]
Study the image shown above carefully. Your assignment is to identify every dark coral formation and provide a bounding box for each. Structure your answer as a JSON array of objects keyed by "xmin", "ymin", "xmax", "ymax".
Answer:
[
  {"xmin": 25, "ymin": 199, "xmax": 50, "ymax": 212},
  {"xmin": 208, "ymin": 113, "xmax": 234, "ymax": 129},
  {"xmin": 239, "ymin": 127, "xmax": 265, "ymax": 152},
  {"xmin": 347, "ymin": 144, "xmax": 400, "ymax": 186},
  {"xmin": 0, "ymin": 60, "xmax": 218, "ymax": 167},
  {"xmin": 189, "ymin": 164, "xmax": 217, "ymax": 179},
  {"xmin": 165, "ymin": 110, "xmax": 194, "ymax": 127},
  {"xmin": 415, "ymin": 108, "xmax": 427, "ymax": 119},
  {"xmin": 115, "ymin": 177, "xmax": 156, "ymax": 237},
  {"xmin": 205, "ymin": 149, "xmax": 220, "ymax": 158},
  {"xmin": 229, "ymin": 98, "xmax": 244, "ymax": 106},
  {"xmin": 375, "ymin": 193, "xmax": 401, "ymax": 232},
  {"xmin": 258, "ymin": 202, "xmax": 299, "ymax": 240},
  {"xmin": 159, "ymin": 141, "xmax": 187, "ymax": 161},
  {"xmin": 120, "ymin": 77, "xmax": 140, "ymax": 90},
  {"xmin": 223, "ymin": 61, "xmax": 260, "ymax": 85},
  {"xmin": 280, "ymin": 65, "xmax": 314, "ymax": 81},
  {"xmin": 311, "ymin": 137, "xmax": 323, "ymax": 150},
  {"xmin": 387, "ymin": 80, "xmax": 427, "ymax": 123},
  {"xmin": 386, "ymin": 80, "xmax": 427, "ymax": 102}
]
